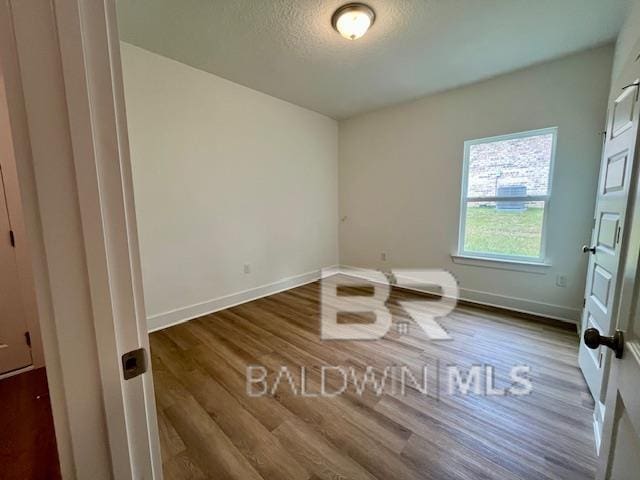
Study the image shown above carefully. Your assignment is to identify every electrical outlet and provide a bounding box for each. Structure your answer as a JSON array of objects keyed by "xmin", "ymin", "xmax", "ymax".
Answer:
[
  {"xmin": 381, "ymin": 252, "xmax": 387, "ymax": 262},
  {"xmin": 244, "ymin": 263, "xmax": 251, "ymax": 274},
  {"xmin": 556, "ymin": 274, "xmax": 567, "ymax": 287}
]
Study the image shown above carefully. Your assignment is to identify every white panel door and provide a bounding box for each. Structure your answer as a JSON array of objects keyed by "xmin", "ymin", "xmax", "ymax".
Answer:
[
  {"xmin": 0, "ymin": 168, "xmax": 31, "ymax": 374},
  {"xmin": 591, "ymin": 47, "xmax": 640, "ymax": 480},
  {"xmin": 594, "ymin": 110, "xmax": 640, "ymax": 478},
  {"xmin": 579, "ymin": 81, "xmax": 640, "ymax": 403}
]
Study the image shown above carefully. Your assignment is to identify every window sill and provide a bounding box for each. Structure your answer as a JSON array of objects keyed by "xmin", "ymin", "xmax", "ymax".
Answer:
[{"xmin": 451, "ymin": 254, "xmax": 551, "ymax": 274}]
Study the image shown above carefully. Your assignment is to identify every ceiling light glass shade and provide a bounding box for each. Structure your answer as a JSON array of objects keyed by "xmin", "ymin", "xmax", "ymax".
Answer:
[{"xmin": 332, "ymin": 3, "xmax": 375, "ymax": 40}]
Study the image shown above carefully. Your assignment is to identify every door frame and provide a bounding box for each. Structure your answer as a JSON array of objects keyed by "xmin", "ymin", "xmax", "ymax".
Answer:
[{"xmin": 0, "ymin": 0, "xmax": 161, "ymax": 478}]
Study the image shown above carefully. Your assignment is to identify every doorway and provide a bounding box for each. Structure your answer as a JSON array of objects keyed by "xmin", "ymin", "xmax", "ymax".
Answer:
[
  {"xmin": 0, "ymin": 150, "xmax": 60, "ymax": 479},
  {"xmin": 0, "ymin": 19, "xmax": 61, "ymax": 477},
  {"xmin": 0, "ymin": 166, "xmax": 31, "ymax": 376}
]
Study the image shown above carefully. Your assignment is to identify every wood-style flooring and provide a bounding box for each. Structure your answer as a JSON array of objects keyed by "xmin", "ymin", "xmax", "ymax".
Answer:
[
  {"xmin": 0, "ymin": 367, "xmax": 60, "ymax": 480},
  {"xmin": 151, "ymin": 274, "xmax": 596, "ymax": 480}
]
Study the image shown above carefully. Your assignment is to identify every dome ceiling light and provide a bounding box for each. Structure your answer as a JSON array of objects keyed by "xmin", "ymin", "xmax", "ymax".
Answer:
[{"xmin": 331, "ymin": 3, "xmax": 376, "ymax": 40}]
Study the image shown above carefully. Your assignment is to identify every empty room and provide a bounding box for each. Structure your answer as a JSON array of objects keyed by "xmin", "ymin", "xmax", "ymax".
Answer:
[{"xmin": 1, "ymin": 1, "xmax": 640, "ymax": 479}]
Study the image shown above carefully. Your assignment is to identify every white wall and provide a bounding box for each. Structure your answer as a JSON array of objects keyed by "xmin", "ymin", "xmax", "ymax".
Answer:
[
  {"xmin": 121, "ymin": 43, "xmax": 339, "ymax": 330},
  {"xmin": 339, "ymin": 45, "xmax": 614, "ymax": 322},
  {"xmin": 611, "ymin": 0, "xmax": 640, "ymax": 82}
]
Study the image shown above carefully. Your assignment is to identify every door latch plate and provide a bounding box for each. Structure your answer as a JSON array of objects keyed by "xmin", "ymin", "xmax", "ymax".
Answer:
[{"xmin": 121, "ymin": 348, "xmax": 147, "ymax": 380}]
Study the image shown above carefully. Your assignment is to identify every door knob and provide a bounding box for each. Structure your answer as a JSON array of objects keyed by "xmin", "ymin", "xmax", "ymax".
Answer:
[
  {"xmin": 582, "ymin": 245, "xmax": 596, "ymax": 254},
  {"xmin": 583, "ymin": 328, "xmax": 624, "ymax": 359}
]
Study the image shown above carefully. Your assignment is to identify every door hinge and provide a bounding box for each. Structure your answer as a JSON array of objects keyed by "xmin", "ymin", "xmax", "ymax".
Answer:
[
  {"xmin": 616, "ymin": 226, "xmax": 622, "ymax": 245},
  {"xmin": 9, "ymin": 230, "xmax": 15, "ymax": 247},
  {"xmin": 583, "ymin": 298, "xmax": 586, "ymax": 308},
  {"xmin": 25, "ymin": 331, "xmax": 31, "ymax": 347}
]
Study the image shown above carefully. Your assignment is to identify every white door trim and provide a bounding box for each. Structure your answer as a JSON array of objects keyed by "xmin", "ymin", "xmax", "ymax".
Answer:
[
  {"xmin": 0, "ymin": 0, "xmax": 161, "ymax": 478},
  {"xmin": 53, "ymin": 1, "xmax": 161, "ymax": 477}
]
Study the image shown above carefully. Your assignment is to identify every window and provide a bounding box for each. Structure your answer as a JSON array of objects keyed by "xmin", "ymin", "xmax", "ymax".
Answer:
[{"xmin": 458, "ymin": 127, "xmax": 557, "ymax": 262}]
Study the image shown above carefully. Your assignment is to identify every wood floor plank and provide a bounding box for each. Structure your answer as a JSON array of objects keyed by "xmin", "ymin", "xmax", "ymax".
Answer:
[
  {"xmin": 257, "ymin": 351, "xmax": 412, "ymax": 454},
  {"xmin": 272, "ymin": 418, "xmax": 378, "ymax": 480},
  {"xmin": 179, "ymin": 367, "xmax": 310, "ymax": 480},
  {"xmin": 157, "ymin": 408, "xmax": 187, "ymax": 460},
  {"xmin": 271, "ymin": 384, "xmax": 427, "ymax": 480},
  {"xmin": 377, "ymin": 393, "xmax": 589, "ymax": 480},
  {"xmin": 162, "ymin": 450, "xmax": 207, "ymax": 480},
  {"xmin": 151, "ymin": 275, "xmax": 596, "ymax": 480},
  {"xmin": 193, "ymin": 342, "xmax": 296, "ymax": 432},
  {"xmin": 401, "ymin": 432, "xmax": 516, "ymax": 480},
  {"xmin": 162, "ymin": 381, "xmax": 265, "ymax": 480}
]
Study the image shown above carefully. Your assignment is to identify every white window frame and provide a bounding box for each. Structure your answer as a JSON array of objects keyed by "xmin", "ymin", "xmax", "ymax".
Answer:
[{"xmin": 457, "ymin": 126, "xmax": 558, "ymax": 264}]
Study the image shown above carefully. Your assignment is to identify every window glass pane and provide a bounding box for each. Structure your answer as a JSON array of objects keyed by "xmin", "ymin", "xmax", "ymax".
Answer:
[
  {"xmin": 463, "ymin": 201, "xmax": 545, "ymax": 258},
  {"xmin": 466, "ymin": 133, "xmax": 553, "ymax": 198}
]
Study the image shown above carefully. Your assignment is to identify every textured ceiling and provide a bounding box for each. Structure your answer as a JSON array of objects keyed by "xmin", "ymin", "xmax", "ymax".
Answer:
[{"xmin": 116, "ymin": 0, "xmax": 630, "ymax": 119}]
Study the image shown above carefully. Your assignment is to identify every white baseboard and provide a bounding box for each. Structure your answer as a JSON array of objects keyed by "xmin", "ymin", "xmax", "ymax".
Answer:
[
  {"xmin": 147, "ymin": 265, "xmax": 339, "ymax": 332},
  {"xmin": 338, "ymin": 264, "xmax": 579, "ymax": 325},
  {"xmin": 0, "ymin": 364, "xmax": 34, "ymax": 381},
  {"xmin": 147, "ymin": 262, "xmax": 579, "ymax": 332},
  {"xmin": 456, "ymin": 286, "xmax": 579, "ymax": 324}
]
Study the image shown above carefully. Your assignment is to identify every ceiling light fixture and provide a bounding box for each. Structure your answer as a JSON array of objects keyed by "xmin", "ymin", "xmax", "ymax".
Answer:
[{"xmin": 331, "ymin": 3, "xmax": 376, "ymax": 40}]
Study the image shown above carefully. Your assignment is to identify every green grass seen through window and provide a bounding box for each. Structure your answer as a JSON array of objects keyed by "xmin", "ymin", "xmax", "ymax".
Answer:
[{"xmin": 463, "ymin": 205, "xmax": 544, "ymax": 258}]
